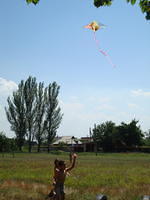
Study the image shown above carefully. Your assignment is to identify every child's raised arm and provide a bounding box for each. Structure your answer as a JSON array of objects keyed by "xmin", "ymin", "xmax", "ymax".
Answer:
[{"xmin": 66, "ymin": 153, "xmax": 77, "ymax": 172}]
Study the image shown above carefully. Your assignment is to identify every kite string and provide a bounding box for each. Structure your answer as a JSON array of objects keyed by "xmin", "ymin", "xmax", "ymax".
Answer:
[{"xmin": 93, "ymin": 31, "xmax": 115, "ymax": 67}]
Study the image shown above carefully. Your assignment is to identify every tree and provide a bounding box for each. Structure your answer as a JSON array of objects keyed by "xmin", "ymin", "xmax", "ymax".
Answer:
[
  {"xmin": 0, "ymin": 132, "xmax": 17, "ymax": 155},
  {"xmin": 45, "ymin": 82, "xmax": 63, "ymax": 153},
  {"xmin": 92, "ymin": 123, "xmax": 105, "ymax": 153},
  {"xmin": 24, "ymin": 76, "xmax": 37, "ymax": 153},
  {"xmin": 5, "ymin": 81, "xmax": 26, "ymax": 151},
  {"xmin": 92, "ymin": 124, "xmax": 104, "ymax": 144},
  {"xmin": 0, "ymin": 132, "xmax": 7, "ymax": 152},
  {"xmin": 5, "ymin": 76, "xmax": 37, "ymax": 152},
  {"xmin": 92, "ymin": 119, "xmax": 144, "ymax": 152},
  {"xmin": 101, "ymin": 121, "xmax": 116, "ymax": 151},
  {"xmin": 8, "ymin": 138, "xmax": 18, "ymax": 157},
  {"xmin": 26, "ymin": 0, "xmax": 150, "ymax": 20},
  {"xmin": 34, "ymin": 82, "xmax": 47, "ymax": 152},
  {"xmin": 117, "ymin": 119, "xmax": 144, "ymax": 147},
  {"xmin": 92, "ymin": 121, "xmax": 116, "ymax": 152},
  {"xmin": 5, "ymin": 76, "xmax": 63, "ymax": 153}
]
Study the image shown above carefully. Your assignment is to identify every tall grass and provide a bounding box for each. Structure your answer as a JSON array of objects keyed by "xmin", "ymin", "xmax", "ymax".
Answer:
[{"xmin": 0, "ymin": 153, "xmax": 150, "ymax": 200}]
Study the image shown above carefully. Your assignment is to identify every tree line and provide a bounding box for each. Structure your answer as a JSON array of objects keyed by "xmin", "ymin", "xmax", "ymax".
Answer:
[
  {"xmin": 91, "ymin": 120, "xmax": 150, "ymax": 152},
  {"xmin": 26, "ymin": 0, "xmax": 150, "ymax": 20},
  {"xmin": 1, "ymin": 119, "xmax": 150, "ymax": 153},
  {"xmin": 1, "ymin": 76, "xmax": 150, "ymax": 153},
  {"xmin": 0, "ymin": 131, "xmax": 18, "ymax": 154},
  {"xmin": 5, "ymin": 76, "xmax": 63, "ymax": 153}
]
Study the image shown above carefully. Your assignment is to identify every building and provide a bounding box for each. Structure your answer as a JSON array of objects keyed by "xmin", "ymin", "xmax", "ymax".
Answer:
[
  {"xmin": 52, "ymin": 136, "xmax": 94, "ymax": 152},
  {"xmin": 53, "ymin": 136, "xmax": 81, "ymax": 145}
]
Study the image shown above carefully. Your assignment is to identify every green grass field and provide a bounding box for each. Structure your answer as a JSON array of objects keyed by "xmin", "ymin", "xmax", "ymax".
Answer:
[{"xmin": 0, "ymin": 152, "xmax": 150, "ymax": 200}]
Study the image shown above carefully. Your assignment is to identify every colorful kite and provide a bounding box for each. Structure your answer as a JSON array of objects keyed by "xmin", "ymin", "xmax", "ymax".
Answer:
[{"xmin": 84, "ymin": 21, "xmax": 115, "ymax": 67}]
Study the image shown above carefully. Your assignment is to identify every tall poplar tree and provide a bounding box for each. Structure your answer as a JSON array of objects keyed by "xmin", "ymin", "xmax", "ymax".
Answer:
[
  {"xmin": 45, "ymin": 82, "xmax": 63, "ymax": 153},
  {"xmin": 5, "ymin": 81, "xmax": 26, "ymax": 151},
  {"xmin": 24, "ymin": 76, "xmax": 37, "ymax": 153},
  {"xmin": 34, "ymin": 82, "xmax": 47, "ymax": 152},
  {"xmin": 6, "ymin": 77, "xmax": 63, "ymax": 153}
]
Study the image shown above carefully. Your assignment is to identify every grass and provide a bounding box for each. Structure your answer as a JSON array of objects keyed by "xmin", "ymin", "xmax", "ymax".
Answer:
[{"xmin": 0, "ymin": 152, "xmax": 150, "ymax": 200}]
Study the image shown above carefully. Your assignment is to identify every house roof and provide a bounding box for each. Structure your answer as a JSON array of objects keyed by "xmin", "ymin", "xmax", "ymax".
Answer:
[{"xmin": 53, "ymin": 136, "xmax": 82, "ymax": 145}]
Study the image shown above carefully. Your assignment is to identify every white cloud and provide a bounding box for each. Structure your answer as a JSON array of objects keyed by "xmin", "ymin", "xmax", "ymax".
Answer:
[
  {"xmin": 58, "ymin": 98, "xmax": 117, "ymax": 137},
  {"xmin": 127, "ymin": 103, "xmax": 138, "ymax": 108},
  {"xmin": 0, "ymin": 78, "xmax": 17, "ymax": 137},
  {"xmin": 131, "ymin": 89, "xmax": 150, "ymax": 97},
  {"xmin": 0, "ymin": 77, "xmax": 18, "ymax": 96},
  {"xmin": 98, "ymin": 103, "xmax": 115, "ymax": 111},
  {"xmin": 60, "ymin": 100, "xmax": 84, "ymax": 116},
  {"xmin": 88, "ymin": 96, "xmax": 111, "ymax": 103},
  {"xmin": 69, "ymin": 96, "xmax": 79, "ymax": 102}
]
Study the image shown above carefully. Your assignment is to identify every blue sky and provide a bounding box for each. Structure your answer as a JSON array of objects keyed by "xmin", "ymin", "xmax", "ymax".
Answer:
[{"xmin": 0, "ymin": 0, "xmax": 150, "ymax": 138}]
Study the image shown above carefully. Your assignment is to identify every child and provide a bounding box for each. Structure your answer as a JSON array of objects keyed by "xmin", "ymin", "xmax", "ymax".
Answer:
[
  {"xmin": 46, "ymin": 159, "xmax": 59, "ymax": 199},
  {"xmin": 53, "ymin": 153, "xmax": 77, "ymax": 200}
]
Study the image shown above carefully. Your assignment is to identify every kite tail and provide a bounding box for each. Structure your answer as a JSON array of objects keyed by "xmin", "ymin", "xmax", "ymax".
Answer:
[{"xmin": 93, "ymin": 32, "xmax": 115, "ymax": 67}]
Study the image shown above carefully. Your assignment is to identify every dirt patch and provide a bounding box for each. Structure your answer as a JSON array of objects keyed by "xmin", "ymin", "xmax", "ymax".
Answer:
[{"xmin": 0, "ymin": 180, "xmax": 78, "ymax": 195}]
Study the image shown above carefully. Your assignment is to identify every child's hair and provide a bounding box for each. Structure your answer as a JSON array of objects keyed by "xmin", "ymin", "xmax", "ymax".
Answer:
[
  {"xmin": 54, "ymin": 159, "xmax": 59, "ymax": 167},
  {"xmin": 58, "ymin": 160, "xmax": 65, "ymax": 166}
]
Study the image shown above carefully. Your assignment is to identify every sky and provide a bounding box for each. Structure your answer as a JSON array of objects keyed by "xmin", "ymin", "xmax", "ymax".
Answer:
[{"xmin": 0, "ymin": 0, "xmax": 150, "ymax": 138}]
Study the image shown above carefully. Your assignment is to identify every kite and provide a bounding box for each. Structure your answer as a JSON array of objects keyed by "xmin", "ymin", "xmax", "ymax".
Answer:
[{"xmin": 84, "ymin": 21, "xmax": 115, "ymax": 67}]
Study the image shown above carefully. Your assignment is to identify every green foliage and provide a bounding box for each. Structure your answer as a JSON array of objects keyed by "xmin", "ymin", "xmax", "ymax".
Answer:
[
  {"xmin": 132, "ymin": 0, "xmax": 137, "ymax": 5},
  {"xmin": 117, "ymin": 119, "xmax": 144, "ymax": 147},
  {"xmin": 5, "ymin": 81, "xmax": 26, "ymax": 151},
  {"xmin": 24, "ymin": 76, "xmax": 37, "ymax": 153},
  {"xmin": 26, "ymin": 0, "xmax": 39, "ymax": 5},
  {"xmin": 5, "ymin": 76, "xmax": 63, "ymax": 153},
  {"xmin": 139, "ymin": 0, "xmax": 150, "ymax": 19},
  {"xmin": 126, "ymin": 0, "xmax": 137, "ymax": 5},
  {"xmin": 92, "ymin": 121, "xmax": 117, "ymax": 152},
  {"xmin": 127, "ymin": 0, "xmax": 150, "ymax": 19},
  {"xmin": 0, "ymin": 132, "xmax": 7, "ymax": 152},
  {"xmin": 94, "ymin": 0, "xmax": 112, "ymax": 7},
  {"xmin": 34, "ymin": 82, "xmax": 47, "ymax": 152},
  {"xmin": 92, "ymin": 119, "xmax": 144, "ymax": 152},
  {"xmin": 45, "ymin": 82, "xmax": 63, "ymax": 152},
  {"xmin": 0, "ymin": 132, "xmax": 18, "ymax": 152},
  {"xmin": 94, "ymin": 0, "xmax": 150, "ymax": 20}
]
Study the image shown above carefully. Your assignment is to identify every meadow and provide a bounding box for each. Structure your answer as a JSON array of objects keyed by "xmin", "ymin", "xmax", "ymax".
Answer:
[{"xmin": 0, "ymin": 152, "xmax": 150, "ymax": 200}]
